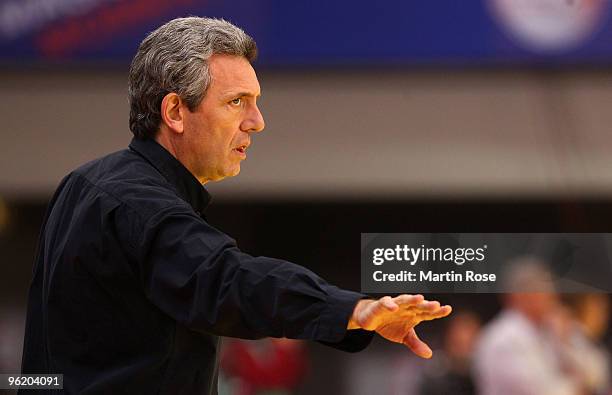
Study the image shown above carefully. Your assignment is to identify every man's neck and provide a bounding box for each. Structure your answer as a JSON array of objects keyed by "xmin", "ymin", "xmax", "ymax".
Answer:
[
  {"xmin": 154, "ymin": 132, "xmax": 179, "ymax": 158},
  {"xmin": 154, "ymin": 133, "xmax": 209, "ymax": 185}
]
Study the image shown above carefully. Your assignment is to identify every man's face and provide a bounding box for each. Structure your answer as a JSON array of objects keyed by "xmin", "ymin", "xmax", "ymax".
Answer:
[{"xmin": 181, "ymin": 54, "xmax": 265, "ymax": 183}]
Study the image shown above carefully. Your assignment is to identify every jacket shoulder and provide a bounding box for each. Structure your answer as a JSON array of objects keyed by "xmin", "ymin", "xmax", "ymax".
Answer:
[{"xmin": 70, "ymin": 148, "xmax": 189, "ymax": 218}]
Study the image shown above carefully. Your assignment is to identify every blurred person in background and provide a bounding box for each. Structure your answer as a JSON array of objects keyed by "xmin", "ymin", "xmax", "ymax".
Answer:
[
  {"xmin": 560, "ymin": 294, "xmax": 611, "ymax": 395},
  {"xmin": 417, "ymin": 310, "xmax": 480, "ymax": 395},
  {"xmin": 474, "ymin": 257, "xmax": 587, "ymax": 395},
  {"xmin": 220, "ymin": 338, "xmax": 306, "ymax": 395},
  {"xmin": 19, "ymin": 16, "xmax": 452, "ymax": 394}
]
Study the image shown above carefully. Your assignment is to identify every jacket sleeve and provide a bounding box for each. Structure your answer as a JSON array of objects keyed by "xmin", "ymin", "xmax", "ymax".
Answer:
[{"xmin": 133, "ymin": 204, "xmax": 373, "ymax": 351}]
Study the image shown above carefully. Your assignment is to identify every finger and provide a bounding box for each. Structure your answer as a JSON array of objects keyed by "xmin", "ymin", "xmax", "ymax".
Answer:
[
  {"xmin": 403, "ymin": 328, "xmax": 432, "ymax": 359},
  {"xmin": 412, "ymin": 300, "xmax": 440, "ymax": 312},
  {"xmin": 377, "ymin": 296, "xmax": 399, "ymax": 312},
  {"xmin": 417, "ymin": 305, "xmax": 453, "ymax": 321},
  {"xmin": 392, "ymin": 294, "xmax": 424, "ymax": 307}
]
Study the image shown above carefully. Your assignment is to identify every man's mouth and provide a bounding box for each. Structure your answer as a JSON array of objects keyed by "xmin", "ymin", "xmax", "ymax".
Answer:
[{"xmin": 234, "ymin": 144, "xmax": 248, "ymax": 157}]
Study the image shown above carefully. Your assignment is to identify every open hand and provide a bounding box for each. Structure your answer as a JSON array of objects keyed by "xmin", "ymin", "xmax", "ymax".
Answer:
[{"xmin": 348, "ymin": 295, "xmax": 452, "ymax": 358}]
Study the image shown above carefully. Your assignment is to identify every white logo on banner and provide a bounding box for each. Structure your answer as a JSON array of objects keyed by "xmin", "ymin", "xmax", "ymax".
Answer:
[{"xmin": 488, "ymin": 0, "xmax": 610, "ymax": 53}]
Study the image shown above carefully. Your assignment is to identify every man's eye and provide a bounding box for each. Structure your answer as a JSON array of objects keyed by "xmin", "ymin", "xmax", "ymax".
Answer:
[{"xmin": 230, "ymin": 98, "xmax": 242, "ymax": 105}]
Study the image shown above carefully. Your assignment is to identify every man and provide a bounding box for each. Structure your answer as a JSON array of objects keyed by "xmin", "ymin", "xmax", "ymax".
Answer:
[
  {"xmin": 474, "ymin": 258, "xmax": 585, "ymax": 395},
  {"xmin": 21, "ymin": 17, "xmax": 451, "ymax": 394}
]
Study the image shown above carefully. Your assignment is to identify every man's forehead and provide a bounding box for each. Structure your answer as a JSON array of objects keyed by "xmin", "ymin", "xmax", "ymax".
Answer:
[{"xmin": 209, "ymin": 54, "xmax": 261, "ymax": 96}]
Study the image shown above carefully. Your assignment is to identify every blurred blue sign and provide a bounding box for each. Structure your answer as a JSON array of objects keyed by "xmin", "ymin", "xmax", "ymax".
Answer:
[{"xmin": 1, "ymin": 0, "xmax": 611, "ymax": 67}]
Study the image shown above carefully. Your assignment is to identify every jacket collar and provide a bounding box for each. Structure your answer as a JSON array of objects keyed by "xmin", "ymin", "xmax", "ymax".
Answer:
[{"xmin": 129, "ymin": 137, "xmax": 212, "ymax": 215}]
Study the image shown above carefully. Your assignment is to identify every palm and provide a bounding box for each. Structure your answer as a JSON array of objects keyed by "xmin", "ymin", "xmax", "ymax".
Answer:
[
  {"xmin": 375, "ymin": 313, "xmax": 422, "ymax": 343},
  {"xmin": 352, "ymin": 295, "xmax": 452, "ymax": 358}
]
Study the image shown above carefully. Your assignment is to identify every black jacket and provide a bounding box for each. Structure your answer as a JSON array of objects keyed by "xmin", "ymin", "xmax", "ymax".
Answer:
[{"xmin": 20, "ymin": 138, "xmax": 373, "ymax": 394}]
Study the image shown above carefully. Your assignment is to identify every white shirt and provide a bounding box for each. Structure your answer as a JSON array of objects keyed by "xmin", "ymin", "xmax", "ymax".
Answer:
[{"xmin": 474, "ymin": 310, "xmax": 579, "ymax": 395}]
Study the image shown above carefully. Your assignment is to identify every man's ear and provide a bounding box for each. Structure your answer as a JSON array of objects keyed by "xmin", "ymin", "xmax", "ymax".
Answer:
[{"xmin": 160, "ymin": 92, "xmax": 185, "ymax": 134}]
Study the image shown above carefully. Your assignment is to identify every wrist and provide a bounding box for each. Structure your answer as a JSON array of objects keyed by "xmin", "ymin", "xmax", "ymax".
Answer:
[{"xmin": 347, "ymin": 299, "xmax": 374, "ymax": 330}]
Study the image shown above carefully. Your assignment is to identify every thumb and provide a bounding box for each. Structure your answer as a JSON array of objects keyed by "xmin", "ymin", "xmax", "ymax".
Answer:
[{"xmin": 403, "ymin": 328, "xmax": 432, "ymax": 359}]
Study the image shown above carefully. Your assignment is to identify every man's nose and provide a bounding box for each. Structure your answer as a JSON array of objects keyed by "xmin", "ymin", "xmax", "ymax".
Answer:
[{"xmin": 241, "ymin": 104, "xmax": 265, "ymax": 133}]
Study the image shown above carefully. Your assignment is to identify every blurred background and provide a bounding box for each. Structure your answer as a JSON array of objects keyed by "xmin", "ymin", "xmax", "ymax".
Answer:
[{"xmin": 2, "ymin": 0, "xmax": 612, "ymax": 394}]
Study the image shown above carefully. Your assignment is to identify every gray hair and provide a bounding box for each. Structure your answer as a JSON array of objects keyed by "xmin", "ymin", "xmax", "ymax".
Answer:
[
  {"xmin": 128, "ymin": 17, "xmax": 257, "ymax": 139},
  {"xmin": 501, "ymin": 256, "xmax": 556, "ymax": 293}
]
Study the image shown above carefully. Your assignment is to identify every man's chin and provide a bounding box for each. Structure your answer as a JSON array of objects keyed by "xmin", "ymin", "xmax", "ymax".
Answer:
[
  {"xmin": 219, "ymin": 166, "xmax": 241, "ymax": 181},
  {"xmin": 229, "ymin": 165, "xmax": 241, "ymax": 177},
  {"xmin": 205, "ymin": 165, "xmax": 241, "ymax": 183}
]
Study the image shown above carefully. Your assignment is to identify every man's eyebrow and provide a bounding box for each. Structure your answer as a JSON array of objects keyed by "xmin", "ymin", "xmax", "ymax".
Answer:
[{"xmin": 223, "ymin": 91, "xmax": 261, "ymax": 99}]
